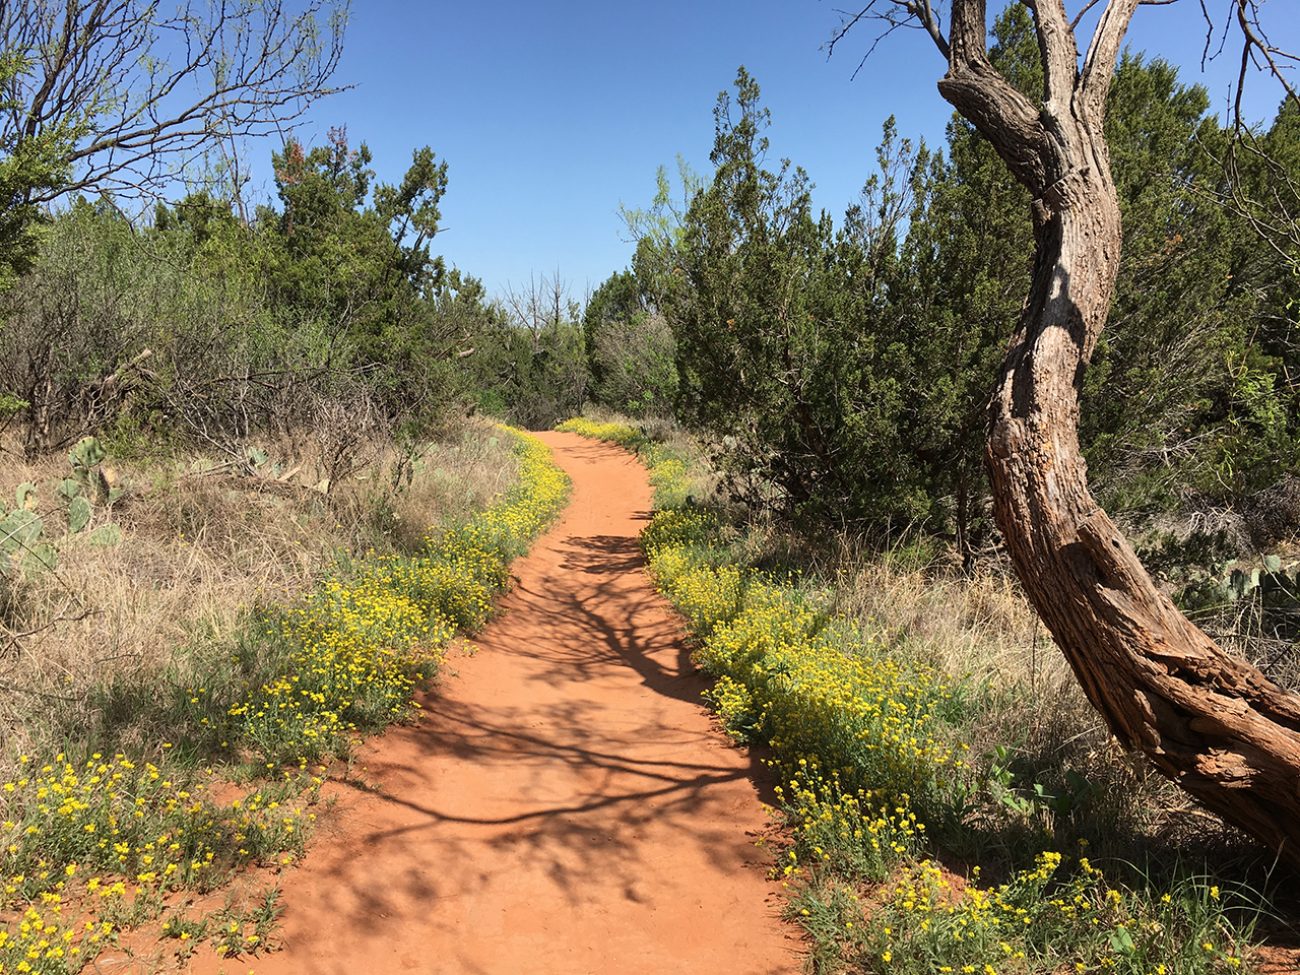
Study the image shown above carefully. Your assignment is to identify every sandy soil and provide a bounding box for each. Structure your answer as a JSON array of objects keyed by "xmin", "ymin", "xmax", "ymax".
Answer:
[{"xmin": 175, "ymin": 431, "xmax": 798, "ymax": 974}]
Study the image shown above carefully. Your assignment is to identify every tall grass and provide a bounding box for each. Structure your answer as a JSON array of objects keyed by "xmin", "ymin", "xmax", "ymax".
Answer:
[{"xmin": 0, "ymin": 421, "xmax": 517, "ymax": 762}]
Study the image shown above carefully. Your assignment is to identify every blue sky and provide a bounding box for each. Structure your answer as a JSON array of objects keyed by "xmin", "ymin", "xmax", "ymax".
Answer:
[{"xmin": 252, "ymin": 0, "xmax": 1299, "ymax": 300}]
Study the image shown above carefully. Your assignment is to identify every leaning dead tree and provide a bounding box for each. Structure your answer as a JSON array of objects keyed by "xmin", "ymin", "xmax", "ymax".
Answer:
[{"xmin": 835, "ymin": 0, "xmax": 1300, "ymax": 866}]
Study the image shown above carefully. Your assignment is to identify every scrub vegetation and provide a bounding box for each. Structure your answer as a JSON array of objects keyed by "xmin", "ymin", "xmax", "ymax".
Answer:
[{"xmin": 3, "ymin": 0, "xmax": 1300, "ymax": 971}]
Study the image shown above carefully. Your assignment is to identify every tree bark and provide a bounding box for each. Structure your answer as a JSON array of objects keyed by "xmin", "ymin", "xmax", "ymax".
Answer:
[{"xmin": 934, "ymin": 0, "xmax": 1300, "ymax": 866}]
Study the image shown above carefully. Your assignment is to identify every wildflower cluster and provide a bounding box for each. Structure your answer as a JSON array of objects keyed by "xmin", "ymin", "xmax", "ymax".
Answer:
[
  {"xmin": 1, "ymin": 427, "xmax": 568, "ymax": 973},
  {"xmin": 0, "ymin": 754, "xmax": 313, "ymax": 974},
  {"xmin": 860, "ymin": 854, "xmax": 1250, "ymax": 975},
  {"xmin": 227, "ymin": 426, "xmax": 570, "ymax": 765},
  {"xmin": 0, "ymin": 897, "xmax": 108, "ymax": 975},
  {"xmin": 776, "ymin": 762, "xmax": 923, "ymax": 883},
  {"xmin": 651, "ymin": 554, "xmax": 744, "ymax": 637},
  {"xmin": 555, "ymin": 417, "xmax": 647, "ymax": 451},
  {"xmin": 207, "ymin": 884, "xmax": 282, "ymax": 960},
  {"xmin": 702, "ymin": 577, "xmax": 958, "ymax": 810}
]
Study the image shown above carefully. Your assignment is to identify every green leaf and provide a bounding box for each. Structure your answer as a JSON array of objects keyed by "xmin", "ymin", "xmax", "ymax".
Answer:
[
  {"xmin": 67, "ymin": 496, "xmax": 92, "ymax": 533},
  {"xmin": 86, "ymin": 523, "xmax": 123, "ymax": 546},
  {"xmin": 15, "ymin": 482, "xmax": 37, "ymax": 509},
  {"xmin": 56, "ymin": 478, "xmax": 82, "ymax": 500},
  {"xmin": 1109, "ymin": 926, "xmax": 1136, "ymax": 955}
]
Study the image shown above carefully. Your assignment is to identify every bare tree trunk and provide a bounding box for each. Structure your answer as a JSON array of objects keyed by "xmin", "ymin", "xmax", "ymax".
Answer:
[
  {"xmin": 986, "ymin": 141, "xmax": 1300, "ymax": 864},
  {"xmin": 930, "ymin": 0, "xmax": 1300, "ymax": 865},
  {"xmin": 955, "ymin": 458, "xmax": 974, "ymax": 572}
]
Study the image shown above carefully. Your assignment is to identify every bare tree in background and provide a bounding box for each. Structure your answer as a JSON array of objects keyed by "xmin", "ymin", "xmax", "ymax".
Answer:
[
  {"xmin": 833, "ymin": 0, "xmax": 1300, "ymax": 865},
  {"xmin": 1208, "ymin": 2, "xmax": 1300, "ymax": 284},
  {"xmin": 493, "ymin": 270, "xmax": 589, "ymax": 427},
  {"xmin": 502, "ymin": 270, "xmax": 580, "ymax": 336},
  {"xmin": 0, "ymin": 0, "xmax": 347, "ymax": 205}
]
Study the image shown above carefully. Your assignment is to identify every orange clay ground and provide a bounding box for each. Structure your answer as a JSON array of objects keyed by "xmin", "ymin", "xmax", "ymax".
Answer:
[{"xmin": 110, "ymin": 431, "xmax": 799, "ymax": 975}]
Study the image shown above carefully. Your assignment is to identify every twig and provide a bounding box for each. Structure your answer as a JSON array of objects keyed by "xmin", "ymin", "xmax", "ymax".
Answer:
[{"xmin": 1, "ymin": 604, "xmax": 96, "ymax": 660}]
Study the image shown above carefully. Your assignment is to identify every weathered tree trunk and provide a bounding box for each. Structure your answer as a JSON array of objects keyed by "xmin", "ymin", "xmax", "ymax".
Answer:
[{"xmin": 933, "ymin": 0, "xmax": 1300, "ymax": 866}]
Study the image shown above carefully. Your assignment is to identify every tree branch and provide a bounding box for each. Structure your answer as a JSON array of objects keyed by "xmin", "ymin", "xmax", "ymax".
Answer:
[
  {"xmin": 2, "ymin": 0, "xmax": 350, "ymax": 205},
  {"xmin": 1030, "ymin": 0, "xmax": 1080, "ymax": 113},
  {"xmin": 1231, "ymin": 0, "xmax": 1300, "ymax": 130},
  {"xmin": 937, "ymin": 0, "xmax": 1052, "ymax": 191},
  {"xmin": 1078, "ymin": 0, "xmax": 1142, "ymax": 120},
  {"xmin": 912, "ymin": 0, "xmax": 951, "ymax": 58}
]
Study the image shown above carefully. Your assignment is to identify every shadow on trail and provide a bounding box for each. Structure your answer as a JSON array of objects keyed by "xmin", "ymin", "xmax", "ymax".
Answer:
[
  {"xmin": 333, "ymin": 705, "xmax": 757, "ymax": 830},
  {"xmin": 459, "ymin": 522, "xmax": 710, "ymax": 705},
  {"xmin": 313, "ymin": 655, "xmax": 775, "ymax": 915},
  {"xmin": 262, "ymin": 433, "xmax": 793, "ymax": 975}
]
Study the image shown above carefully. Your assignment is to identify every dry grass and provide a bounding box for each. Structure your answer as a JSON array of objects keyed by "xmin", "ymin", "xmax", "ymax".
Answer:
[
  {"xmin": 822, "ymin": 543, "xmax": 1259, "ymax": 876},
  {"xmin": 828, "ymin": 548, "xmax": 1041, "ymax": 679},
  {"xmin": 0, "ymin": 417, "xmax": 517, "ymax": 767}
]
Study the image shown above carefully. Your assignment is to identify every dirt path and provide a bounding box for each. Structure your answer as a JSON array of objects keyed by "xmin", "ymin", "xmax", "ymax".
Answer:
[{"xmin": 188, "ymin": 432, "xmax": 796, "ymax": 975}]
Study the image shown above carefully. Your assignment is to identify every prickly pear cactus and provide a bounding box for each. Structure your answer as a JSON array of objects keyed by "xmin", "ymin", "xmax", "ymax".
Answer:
[
  {"xmin": 1, "ymin": 509, "xmax": 42, "ymax": 551},
  {"xmin": 1182, "ymin": 555, "xmax": 1300, "ymax": 612},
  {"xmin": 0, "ymin": 437, "xmax": 125, "ymax": 579},
  {"xmin": 68, "ymin": 436, "xmax": 110, "ymax": 503},
  {"xmin": 0, "ymin": 508, "xmax": 57, "ymax": 573},
  {"xmin": 68, "ymin": 436, "xmax": 106, "ymax": 470},
  {"xmin": 67, "ymin": 496, "xmax": 92, "ymax": 534},
  {"xmin": 86, "ymin": 524, "xmax": 123, "ymax": 546}
]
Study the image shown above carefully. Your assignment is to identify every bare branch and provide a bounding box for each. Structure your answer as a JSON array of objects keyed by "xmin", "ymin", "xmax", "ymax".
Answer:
[
  {"xmin": 1230, "ymin": 0, "xmax": 1300, "ymax": 131},
  {"xmin": 826, "ymin": 1, "xmax": 949, "ymax": 74},
  {"xmin": 912, "ymin": 0, "xmax": 951, "ymax": 58},
  {"xmin": 1, "ymin": 0, "xmax": 350, "ymax": 205},
  {"xmin": 1071, "ymin": 0, "xmax": 1179, "ymax": 33},
  {"xmin": 1078, "ymin": 0, "xmax": 1142, "ymax": 119},
  {"xmin": 1070, "ymin": 0, "xmax": 1106, "ymax": 29},
  {"xmin": 1196, "ymin": 0, "xmax": 1231, "ymax": 71}
]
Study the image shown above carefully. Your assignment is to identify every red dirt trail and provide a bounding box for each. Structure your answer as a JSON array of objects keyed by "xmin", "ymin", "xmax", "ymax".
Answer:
[{"xmin": 187, "ymin": 431, "xmax": 798, "ymax": 974}]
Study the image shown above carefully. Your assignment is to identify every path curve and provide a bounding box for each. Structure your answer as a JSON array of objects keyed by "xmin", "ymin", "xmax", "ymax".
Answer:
[{"xmin": 191, "ymin": 431, "xmax": 796, "ymax": 975}]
